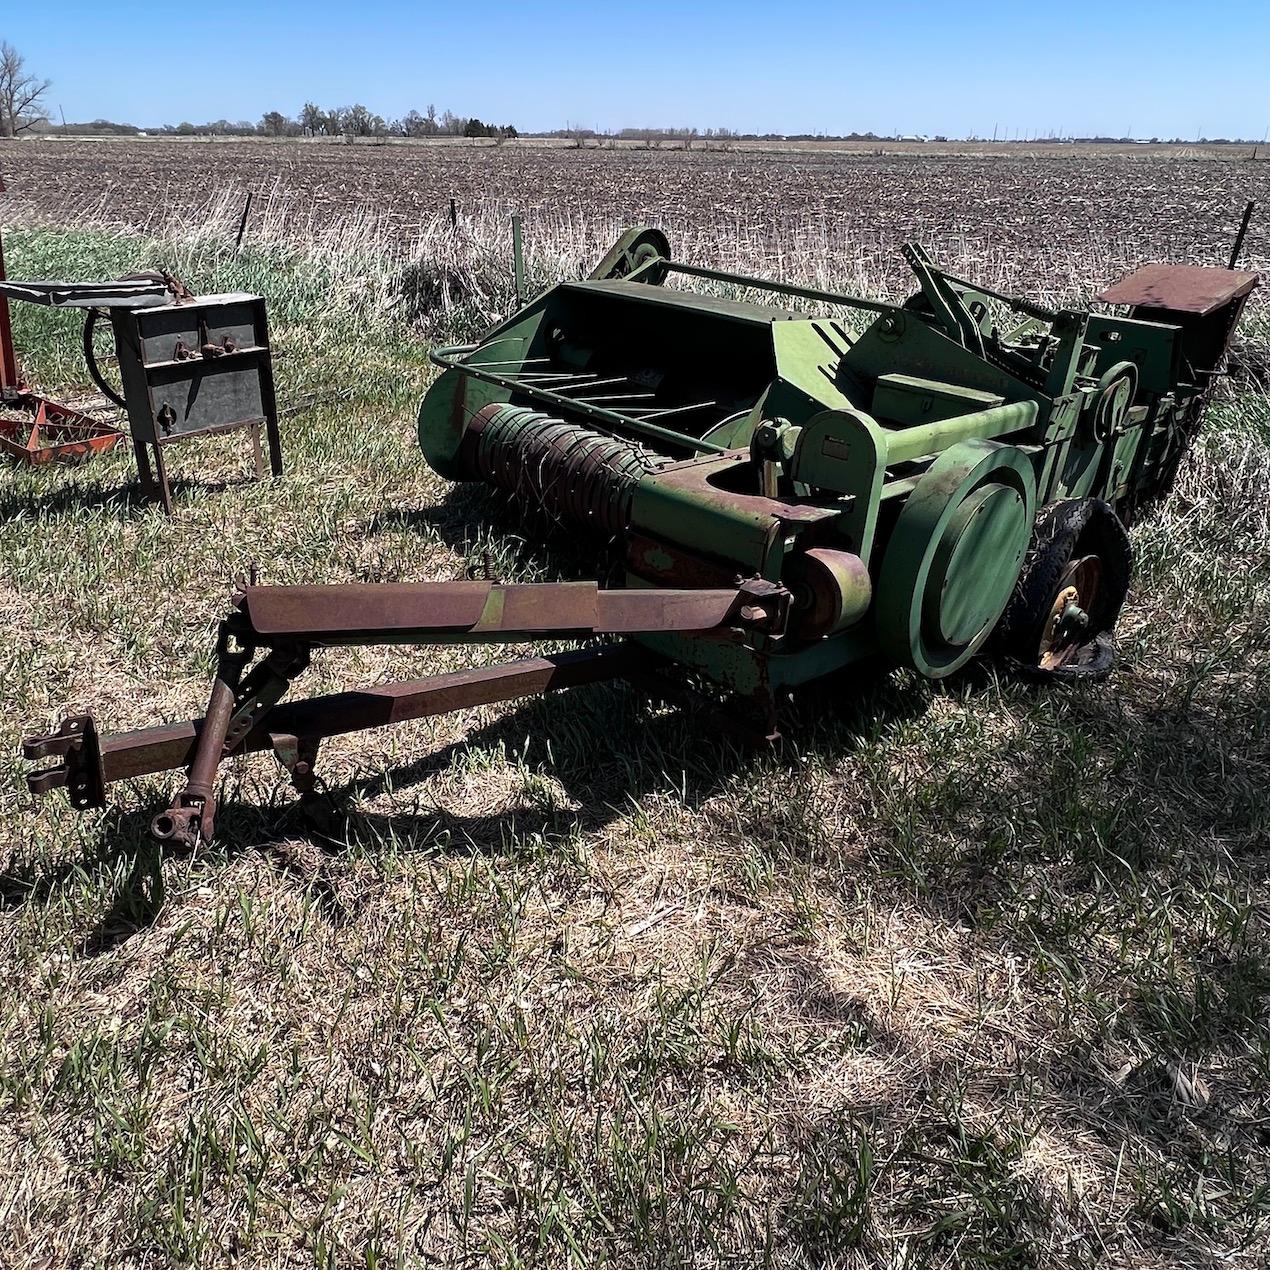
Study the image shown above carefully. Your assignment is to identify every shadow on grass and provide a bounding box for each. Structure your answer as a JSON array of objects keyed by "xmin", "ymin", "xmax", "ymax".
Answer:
[
  {"xmin": 5, "ymin": 663, "xmax": 934, "ymax": 956},
  {"xmin": 8, "ymin": 647, "xmax": 1269, "ymax": 1258},
  {"xmin": 12, "ymin": 652, "xmax": 1268, "ymax": 954},
  {"xmin": 365, "ymin": 482, "xmax": 628, "ymax": 585},
  {"xmin": 0, "ymin": 470, "xmax": 264, "ymax": 520}
]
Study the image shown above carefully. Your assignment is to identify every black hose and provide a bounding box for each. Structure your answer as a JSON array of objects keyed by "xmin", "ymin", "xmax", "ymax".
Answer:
[{"xmin": 82, "ymin": 309, "xmax": 128, "ymax": 410}]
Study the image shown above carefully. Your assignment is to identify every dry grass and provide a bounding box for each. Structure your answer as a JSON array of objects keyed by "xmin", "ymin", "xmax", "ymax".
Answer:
[{"xmin": 0, "ymin": 173, "xmax": 1267, "ymax": 1268}]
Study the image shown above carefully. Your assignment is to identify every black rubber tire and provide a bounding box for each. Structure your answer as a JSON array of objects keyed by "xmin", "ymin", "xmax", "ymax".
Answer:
[{"xmin": 994, "ymin": 498, "xmax": 1133, "ymax": 683}]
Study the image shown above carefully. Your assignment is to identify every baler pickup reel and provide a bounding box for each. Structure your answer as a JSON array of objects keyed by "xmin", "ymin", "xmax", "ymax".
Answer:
[{"xmin": 24, "ymin": 576, "xmax": 791, "ymax": 847}]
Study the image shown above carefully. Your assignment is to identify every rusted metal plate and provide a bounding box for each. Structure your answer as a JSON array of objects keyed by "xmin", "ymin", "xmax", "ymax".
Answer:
[
  {"xmin": 238, "ymin": 581, "xmax": 749, "ymax": 642},
  {"xmin": 1097, "ymin": 264, "xmax": 1259, "ymax": 315},
  {"xmin": 242, "ymin": 581, "xmax": 496, "ymax": 636},
  {"xmin": 625, "ymin": 532, "xmax": 739, "ymax": 589},
  {"xmin": 595, "ymin": 588, "xmax": 741, "ymax": 632}
]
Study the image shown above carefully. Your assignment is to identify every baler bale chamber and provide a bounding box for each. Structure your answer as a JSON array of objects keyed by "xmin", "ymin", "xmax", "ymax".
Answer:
[{"xmin": 23, "ymin": 228, "xmax": 1257, "ymax": 845}]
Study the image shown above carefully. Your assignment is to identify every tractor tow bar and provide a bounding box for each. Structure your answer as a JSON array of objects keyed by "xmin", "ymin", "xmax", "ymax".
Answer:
[{"xmin": 24, "ymin": 577, "xmax": 791, "ymax": 846}]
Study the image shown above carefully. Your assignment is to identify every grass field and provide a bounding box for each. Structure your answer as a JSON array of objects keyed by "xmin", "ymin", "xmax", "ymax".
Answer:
[{"xmin": 1, "ymin": 151, "xmax": 1269, "ymax": 1267}]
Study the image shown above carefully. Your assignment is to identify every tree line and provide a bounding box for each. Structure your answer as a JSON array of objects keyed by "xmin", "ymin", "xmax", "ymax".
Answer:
[
  {"xmin": 0, "ymin": 39, "xmax": 49, "ymax": 137},
  {"xmin": 2, "ymin": 39, "xmax": 1265, "ymax": 149},
  {"xmin": 262, "ymin": 103, "xmax": 517, "ymax": 140},
  {"xmin": 68, "ymin": 105, "xmax": 519, "ymax": 141},
  {"xmin": 0, "ymin": 39, "xmax": 519, "ymax": 141},
  {"xmin": 48, "ymin": 104, "xmax": 518, "ymax": 141}
]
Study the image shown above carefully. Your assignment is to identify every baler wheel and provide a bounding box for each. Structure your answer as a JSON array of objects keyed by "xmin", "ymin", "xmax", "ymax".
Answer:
[{"xmin": 996, "ymin": 498, "xmax": 1133, "ymax": 682}]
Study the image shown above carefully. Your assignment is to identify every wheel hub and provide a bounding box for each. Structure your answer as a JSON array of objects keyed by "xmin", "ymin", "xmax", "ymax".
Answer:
[{"xmin": 1038, "ymin": 555, "xmax": 1101, "ymax": 670}]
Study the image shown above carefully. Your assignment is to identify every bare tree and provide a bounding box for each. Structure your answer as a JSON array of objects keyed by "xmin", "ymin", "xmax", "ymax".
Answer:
[
  {"xmin": 259, "ymin": 110, "xmax": 294, "ymax": 137},
  {"xmin": 298, "ymin": 101, "xmax": 324, "ymax": 136},
  {"xmin": 0, "ymin": 41, "xmax": 50, "ymax": 138},
  {"xmin": 401, "ymin": 110, "xmax": 429, "ymax": 138}
]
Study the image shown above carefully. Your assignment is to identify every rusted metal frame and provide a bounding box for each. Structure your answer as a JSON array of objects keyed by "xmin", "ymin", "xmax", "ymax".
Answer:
[
  {"xmin": 148, "ymin": 576, "xmax": 786, "ymax": 846},
  {"xmin": 151, "ymin": 631, "xmax": 252, "ymax": 845},
  {"xmin": 231, "ymin": 579, "xmax": 789, "ymax": 645},
  {"xmin": 429, "ymin": 344, "xmax": 727, "ymax": 455},
  {"xmin": 0, "ymin": 395, "xmax": 123, "ymax": 465},
  {"xmin": 0, "ymin": 213, "xmax": 124, "ymax": 463},
  {"xmin": 24, "ymin": 645, "xmax": 655, "ymax": 800},
  {"xmin": 152, "ymin": 632, "xmax": 313, "ymax": 843}
]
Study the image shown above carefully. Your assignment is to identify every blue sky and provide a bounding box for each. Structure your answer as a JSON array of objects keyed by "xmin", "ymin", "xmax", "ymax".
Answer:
[{"xmin": 5, "ymin": 1, "xmax": 1268, "ymax": 138}]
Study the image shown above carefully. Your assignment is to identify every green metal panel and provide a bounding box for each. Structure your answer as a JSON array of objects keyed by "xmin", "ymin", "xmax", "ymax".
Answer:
[
  {"xmin": 1040, "ymin": 311, "xmax": 1089, "ymax": 399},
  {"xmin": 788, "ymin": 409, "xmax": 886, "ymax": 559},
  {"xmin": 718, "ymin": 319, "xmax": 864, "ymax": 451},
  {"xmin": 875, "ymin": 440, "xmax": 1036, "ymax": 678},
  {"xmin": 840, "ymin": 308, "xmax": 1043, "ymax": 409},
  {"xmin": 417, "ymin": 312, "xmax": 542, "ymax": 477},
  {"xmin": 412, "ymin": 229, "xmax": 1256, "ymax": 702},
  {"xmin": 1083, "ymin": 314, "xmax": 1181, "ymax": 396},
  {"xmin": 872, "ymin": 373, "xmax": 1004, "ymax": 427},
  {"xmin": 768, "ymin": 320, "xmax": 859, "ymax": 412},
  {"xmin": 631, "ymin": 456, "xmax": 785, "ymax": 574}
]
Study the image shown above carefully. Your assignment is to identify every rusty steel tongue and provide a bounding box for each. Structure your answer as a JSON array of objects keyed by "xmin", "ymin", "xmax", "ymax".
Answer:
[
  {"xmin": 231, "ymin": 579, "xmax": 779, "ymax": 643},
  {"xmin": 136, "ymin": 575, "xmax": 789, "ymax": 846}
]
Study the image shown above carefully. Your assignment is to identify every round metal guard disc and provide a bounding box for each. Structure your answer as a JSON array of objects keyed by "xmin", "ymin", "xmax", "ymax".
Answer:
[
  {"xmin": 928, "ymin": 482, "xmax": 1029, "ymax": 647},
  {"xmin": 876, "ymin": 439, "xmax": 1037, "ymax": 678}
]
